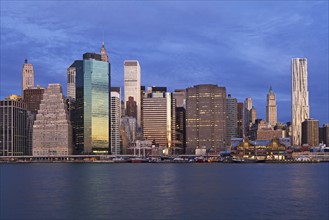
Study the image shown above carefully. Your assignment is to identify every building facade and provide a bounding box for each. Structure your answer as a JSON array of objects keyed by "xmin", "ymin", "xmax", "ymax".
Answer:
[
  {"xmin": 75, "ymin": 50, "xmax": 111, "ymax": 154},
  {"xmin": 142, "ymin": 89, "xmax": 175, "ymax": 151},
  {"xmin": 244, "ymin": 97, "xmax": 252, "ymax": 136},
  {"xmin": 249, "ymin": 119, "xmax": 282, "ymax": 141},
  {"xmin": 319, "ymin": 124, "xmax": 329, "ymax": 147},
  {"xmin": 0, "ymin": 99, "xmax": 28, "ymax": 156},
  {"xmin": 175, "ymin": 107, "xmax": 186, "ymax": 154},
  {"xmin": 237, "ymin": 102, "xmax": 244, "ymax": 138},
  {"xmin": 266, "ymin": 86, "xmax": 277, "ymax": 127},
  {"xmin": 23, "ymin": 87, "xmax": 45, "ymax": 116},
  {"xmin": 22, "ymin": 59, "xmax": 34, "ymax": 95},
  {"xmin": 302, "ymin": 119, "xmax": 319, "ymax": 147},
  {"xmin": 173, "ymin": 89, "xmax": 186, "ymax": 108},
  {"xmin": 292, "ymin": 58, "xmax": 310, "ymax": 146},
  {"xmin": 226, "ymin": 94, "xmax": 237, "ymax": 146},
  {"xmin": 186, "ymin": 84, "xmax": 226, "ymax": 154},
  {"xmin": 111, "ymin": 88, "xmax": 121, "ymax": 155},
  {"xmin": 126, "ymin": 96, "xmax": 137, "ymax": 118},
  {"xmin": 67, "ymin": 64, "xmax": 76, "ymax": 99},
  {"xmin": 124, "ymin": 60, "xmax": 141, "ymax": 127},
  {"xmin": 33, "ymin": 84, "xmax": 72, "ymax": 156}
]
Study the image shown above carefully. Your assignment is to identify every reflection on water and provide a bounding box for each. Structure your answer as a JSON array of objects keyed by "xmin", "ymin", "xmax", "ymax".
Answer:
[{"xmin": 0, "ymin": 163, "xmax": 328, "ymax": 220}]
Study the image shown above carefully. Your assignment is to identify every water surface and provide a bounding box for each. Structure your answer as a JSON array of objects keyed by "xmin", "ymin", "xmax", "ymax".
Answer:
[{"xmin": 1, "ymin": 163, "xmax": 328, "ymax": 219}]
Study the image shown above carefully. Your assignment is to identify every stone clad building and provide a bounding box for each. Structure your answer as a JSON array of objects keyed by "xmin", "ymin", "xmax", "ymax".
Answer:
[{"xmin": 33, "ymin": 84, "xmax": 72, "ymax": 156}]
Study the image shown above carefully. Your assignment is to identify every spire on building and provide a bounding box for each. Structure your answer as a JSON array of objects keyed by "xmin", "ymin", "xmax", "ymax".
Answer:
[
  {"xmin": 269, "ymin": 85, "xmax": 274, "ymax": 94},
  {"xmin": 100, "ymin": 41, "xmax": 109, "ymax": 62}
]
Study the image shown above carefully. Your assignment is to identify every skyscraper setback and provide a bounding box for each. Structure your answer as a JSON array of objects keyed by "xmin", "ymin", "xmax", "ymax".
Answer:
[
  {"xmin": 266, "ymin": 86, "xmax": 277, "ymax": 127},
  {"xmin": 22, "ymin": 59, "xmax": 34, "ymax": 95},
  {"xmin": 292, "ymin": 58, "xmax": 309, "ymax": 146},
  {"xmin": 32, "ymin": 84, "xmax": 72, "ymax": 156},
  {"xmin": 124, "ymin": 60, "xmax": 141, "ymax": 127}
]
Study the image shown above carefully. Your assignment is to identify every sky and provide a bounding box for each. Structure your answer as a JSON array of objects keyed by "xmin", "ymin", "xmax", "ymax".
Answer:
[{"xmin": 1, "ymin": 1, "xmax": 328, "ymax": 125}]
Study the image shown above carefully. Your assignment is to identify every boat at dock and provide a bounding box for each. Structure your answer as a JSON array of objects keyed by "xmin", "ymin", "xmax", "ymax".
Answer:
[
  {"xmin": 131, "ymin": 157, "xmax": 148, "ymax": 163},
  {"xmin": 232, "ymin": 157, "xmax": 266, "ymax": 163}
]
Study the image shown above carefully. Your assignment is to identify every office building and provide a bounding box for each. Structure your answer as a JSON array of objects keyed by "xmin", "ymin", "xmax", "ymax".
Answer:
[
  {"xmin": 244, "ymin": 97, "xmax": 252, "ymax": 136},
  {"xmin": 302, "ymin": 119, "xmax": 319, "ymax": 146},
  {"xmin": 22, "ymin": 59, "xmax": 34, "ymax": 95},
  {"xmin": 173, "ymin": 89, "xmax": 186, "ymax": 108},
  {"xmin": 237, "ymin": 102, "xmax": 244, "ymax": 138},
  {"xmin": 140, "ymin": 86, "xmax": 146, "ymax": 129},
  {"xmin": 124, "ymin": 60, "xmax": 141, "ymax": 127},
  {"xmin": 0, "ymin": 98, "xmax": 28, "ymax": 156},
  {"xmin": 74, "ymin": 45, "xmax": 111, "ymax": 154},
  {"xmin": 292, "ymin": 58, "xmax": 310, "ymax": 146},
  {"xmin": 111, "ymin": 87, "xmax": 121, "ymax": 155},
  {"xmin": 249, "ymin": 119, "xmax": 282, "ymax": 141},
  {"xmin": 23, "ymin": 87, "xmax": 45, "ymax": 116},
  {"xmin": 143, "ymin": 88, "xmax": 175, "ymax": 152},
  {"xmin": 266, "ymin": 86, "xmax": 277, "ymax": 127},
  {"xmin": 319, "ymin": 124, "xmax": 329, "ymax": 147},
  {"xmin": 250, "ymin": 106, "xmax": 257, "ymax": 124},
  {"xmin": 186, "ymin": 84, "xmax": 226, "ymax": 154},
  {"xmin": 67, "ymin": 64, "xmax": 77, "ymax": 99},
  {"xmin": 175, "ymin": 106, "xmax": 186, "ymax": 154},
  {"xmin": 32, "ymin": 84, "xmax": 72, "ymax": 156},
  {"xmin": 126, "ymin": 96, "xmax": 137, "ymax": 118},
  {"xmin": 226, "ymin": 94, "xmax": 237, "ymax": 146}
]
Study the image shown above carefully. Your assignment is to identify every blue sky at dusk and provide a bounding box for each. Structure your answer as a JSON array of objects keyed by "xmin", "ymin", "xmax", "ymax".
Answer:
[{"xmin": 1, "ymin": 1, "xmax": 328, "ymax": 124}]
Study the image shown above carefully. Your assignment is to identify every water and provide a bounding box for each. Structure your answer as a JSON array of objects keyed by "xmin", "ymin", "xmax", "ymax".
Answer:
[{"xmin": 0, "ymin": 163, "xmax": 328, "ymax": 220}]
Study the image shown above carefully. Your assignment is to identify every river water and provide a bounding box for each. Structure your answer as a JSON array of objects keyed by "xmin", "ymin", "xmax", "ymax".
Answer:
[{"xmin": 0, "ymin": 163, "xmax": 328, "ymax": 219}]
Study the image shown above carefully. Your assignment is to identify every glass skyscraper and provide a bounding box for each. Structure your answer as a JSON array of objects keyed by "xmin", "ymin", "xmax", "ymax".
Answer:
[{"xmin": 74, "ymin": 51, "xmax": 111, "ymax": 154}]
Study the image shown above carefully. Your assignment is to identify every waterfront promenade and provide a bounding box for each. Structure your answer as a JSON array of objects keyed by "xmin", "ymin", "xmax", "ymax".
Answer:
[{"xmin": 1, "ymin": 152, "xmax": 329, "ymax": 163}]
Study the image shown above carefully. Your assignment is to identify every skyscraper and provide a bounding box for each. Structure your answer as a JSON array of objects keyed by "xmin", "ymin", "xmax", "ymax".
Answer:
[
  {"xmin": 237, "ymin": 102, "xmax": 244, "ymax": 138},
  {"xmin": 100, "ymin": 41, "xmax": 109, "ymax": 62},
  {"xmin": 22, "ymin": 59, "xmax": 34, "ymax": 95},
  {"xmin": 244, "ymin": 97, "xmax": 252, "ymax": 136},
  {"xmin": 319, "ymin": 124, "xmax": 329, "ymax": 147},
  {"xmin": 74, "ymin": 46, "xmax": 111, "ymax": 154},
  {"xmin": 142, "ymin": 88, "xmax": 175, "ymax": 151},
  {"xmin": 250, "ymin": 106, "xmax": 257, "ymax": 124},
  {"xmin": 124, "ymin": 60, "xmax": 141, "ymax": 127},
  {"xmin": 126, "ymin": 96, "xmax": 137, "ymax": 118},
  {"xmin": 23, "ymin": 87, "xmax": 45, "ymax": 116},
  {"xmin": 292, "ymin": 58, "xmax": 310, "ymax": 146},
  {"xmin": 266, "ymin": 86, "xmax": 277, "ymax": 127},
  {"xmin": 0, "ymin": 97, "xmax": 28, "ymax": 156},
  {"xmin": 111, "ymin": 87, "xmax": 121, "ymax": 155},
  {"xmin": 32, "ymin": 84, "xmax": 72, "ymax": 156},
  {"xmin": 186, "ymin": 84, "xmax": 226, "ymax": 154},
  {"xmin": 302, "ymin": 119, "xmax": 319, "ymax": 147},
  {"xmin": 67, "ymin": 64, "xmax": 76, "ymax": 99},
  {"xmin": 226, "ymin": 94, "xmax": 237, "ymax": 146},
  {"xmin": 173, "ymin": 89, "xmax": 186, "ymax": 108}
]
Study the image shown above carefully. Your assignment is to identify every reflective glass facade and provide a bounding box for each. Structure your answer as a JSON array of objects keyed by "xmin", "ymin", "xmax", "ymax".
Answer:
[{"xmin": 75, "ymin": 54, "xmax": 110, "ymax": 154}]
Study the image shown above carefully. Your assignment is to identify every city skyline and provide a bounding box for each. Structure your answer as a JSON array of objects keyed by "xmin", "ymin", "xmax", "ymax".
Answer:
[{"xmin": 1, "ymin": 1, "xmax": 328, "ymax": 125}]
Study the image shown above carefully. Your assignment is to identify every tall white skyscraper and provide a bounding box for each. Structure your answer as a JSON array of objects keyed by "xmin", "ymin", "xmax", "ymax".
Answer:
[
  {"xmin": 266, "ymin": 86, "xmax": 277, "ymax": 127},
  {"xmin": 292, "ymin": 58, "xmax": 310, "ymax": 146},
  {"xmin": 111, "ymin": 88, "xmax": 121, "ymax": 155},
  {"xmin": 22, "ymin": 59, "xmax": 34, "ymax": 95},
  {"xmin": 124, "ymin": 60, "xmax": 141, "ymax": 127}
]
